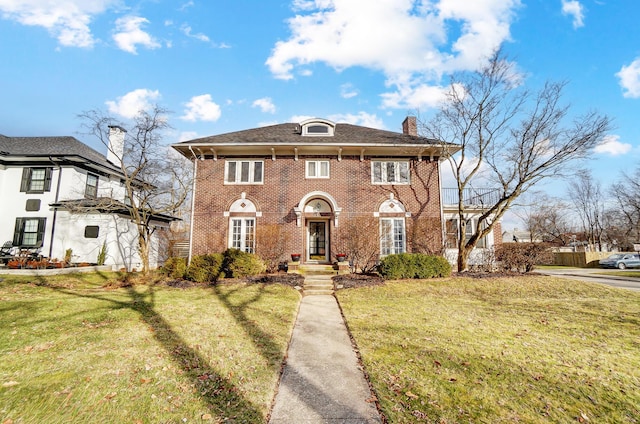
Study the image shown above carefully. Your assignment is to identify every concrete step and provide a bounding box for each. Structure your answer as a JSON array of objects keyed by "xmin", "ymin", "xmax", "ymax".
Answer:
[
  {"xmin": 303, "ymin": 288, "xmax": 335, "ymax": 296},
  {"xmin": 303, "ymin": 273, "xmax": 335, "ymax": 295}
]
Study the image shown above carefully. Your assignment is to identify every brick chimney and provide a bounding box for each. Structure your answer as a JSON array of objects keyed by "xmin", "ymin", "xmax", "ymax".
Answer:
[
  {"xmin": 107, "ymin": 125, "xmax": 126, "ymax": 168},
  {"xmin": 402, "ymin": 116, "xmax": 417, "ymax": 136}
]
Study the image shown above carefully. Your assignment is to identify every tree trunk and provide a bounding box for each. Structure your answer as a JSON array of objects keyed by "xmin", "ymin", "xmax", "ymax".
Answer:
[
  {"xmin": 138, "ymin": 230, "xmax": 150, "ymax": 275},
  {"xmin": 457, "ymin": 243, "xmax": 470, "ymax": 272}
]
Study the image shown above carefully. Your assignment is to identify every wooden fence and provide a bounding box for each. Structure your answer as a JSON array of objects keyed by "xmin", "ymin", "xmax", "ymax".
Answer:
[{"xmin": 552, "ymin": 252, "xmax": 613, "ymax": 268}]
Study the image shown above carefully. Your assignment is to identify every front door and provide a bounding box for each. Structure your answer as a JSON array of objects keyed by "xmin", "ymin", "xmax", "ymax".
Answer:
[{"xmin": 308, "ymin": 221, "xmax": 328, "ymax": 262}]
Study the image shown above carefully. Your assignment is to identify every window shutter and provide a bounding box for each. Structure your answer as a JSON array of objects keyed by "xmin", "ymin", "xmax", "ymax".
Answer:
[
  {"xmin": 36, "ymin": 218, "xmax": 46, "ymax": 244},
  {"xmin": 20, "ymin": 168, "xmax": 31, "ymax": 192},
  {"xmin": 13, "ymin": 218, "xmax": 24, "ymax": 246},
  {"xmin": 44, "ymin": 167, "xmax": 53, "ymax": 192}
]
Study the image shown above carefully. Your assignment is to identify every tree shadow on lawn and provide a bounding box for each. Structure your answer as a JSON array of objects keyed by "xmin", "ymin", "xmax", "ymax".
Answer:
[{"xmin": 38, "ymin": 279, "xmax": 268, "ymax": 422}]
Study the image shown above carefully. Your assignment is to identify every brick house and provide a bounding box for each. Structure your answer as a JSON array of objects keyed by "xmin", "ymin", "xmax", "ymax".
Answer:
[{"xmin": 173, "ymin": 117, "xmax": 464, "ymax": 265}]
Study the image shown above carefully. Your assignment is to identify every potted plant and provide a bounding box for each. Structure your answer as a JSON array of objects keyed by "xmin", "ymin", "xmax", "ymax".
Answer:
[
  {"xmin": 290, "ymin": 253, "xmax": 301, "ymax": 262},
  {"xmin": 336, "ymin": 253, "xmax": 347, "ymax": 262}
]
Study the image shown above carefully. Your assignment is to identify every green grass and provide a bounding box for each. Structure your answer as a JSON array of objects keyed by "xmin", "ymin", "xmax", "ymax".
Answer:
[
  {"xmin": 337, "ymin": 276, "xmax": 640, "ymax": 423},
  {"xmin": 0, "ymin": 272, "xmax": 300, "ymax": 423}
]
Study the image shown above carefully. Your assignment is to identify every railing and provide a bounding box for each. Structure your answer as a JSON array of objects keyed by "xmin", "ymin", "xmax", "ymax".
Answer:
[{"xmin": 442, "ymin": 188, "xmax": 501, "ymax": 207}]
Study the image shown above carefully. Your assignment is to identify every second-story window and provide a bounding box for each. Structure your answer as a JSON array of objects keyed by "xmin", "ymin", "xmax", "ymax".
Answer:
[
  {"xmin": 306, "ymin": 160, "xmax": 330, "ymax": 178},
  {"xmin": 225, "ymin": 160, "xmax": 264, "ymax": 184},
  {"xmin": 85, "ymin": 173, "xmax": 99, "ymax": 198},
  {"xmin": 372, "ymin": 161, "xmax": 410, "ymax": 184},
  {"xmin": 20, "ymin": 167, "xmax": 52, "ymax": 193}
]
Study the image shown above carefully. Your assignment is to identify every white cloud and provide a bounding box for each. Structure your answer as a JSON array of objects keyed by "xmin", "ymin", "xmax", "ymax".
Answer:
[
  {"xmin": 328, "ymin": 112, "xmax": 385, "ymax": 129},
  {"xmin": 112, "ymin": 15, "xmax": 161, "ymax": 54},
  {"xmin": 561, "ymin": 0, "xmax": 584, "ymax": 29},
  {"xmin": 266, "ymin": 0, "xmax": 520, "ymax": 110},
  {"xmin": 179, "ymin": 1, "xmax": 194, "ymax": 12},
  {"xmin": 181, "ymin": 24, "xmax": 210, "ymax": 43},
  {"xmin": 105, "ymin": 88, "xmax": 161, "ymax": 119},
  {"xmin": 252, "ymin": 97, "xmax": 276, "ymax": 114},
  {"xmin": 340, "ymin": 83, "xmax": 358, "ymax": 99},
  {"xmin": 617, "ymin": 58, "xmax": 640, "ymax": 98},
  {"xmin": 180, "ymin": 94, "xmax": 222, "ymax": 122},
  {"xmin": 594, "ymin": 135, "xmax": 632, "ymax": 156},
  {"xmin": 0, "ymin": 0, "xmax": 117, "ymax": 48}
]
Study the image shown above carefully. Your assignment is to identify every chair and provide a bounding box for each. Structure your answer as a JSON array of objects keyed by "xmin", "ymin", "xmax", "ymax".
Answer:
[{"xmin": 0, "ymin": 241, "xmax": 15, "ymax": 264}]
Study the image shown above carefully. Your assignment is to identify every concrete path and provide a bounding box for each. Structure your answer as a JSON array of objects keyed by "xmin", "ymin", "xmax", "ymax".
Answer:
[{"xmin": 269, "ymin": 295, "xmax": 382, "ymax": 424}]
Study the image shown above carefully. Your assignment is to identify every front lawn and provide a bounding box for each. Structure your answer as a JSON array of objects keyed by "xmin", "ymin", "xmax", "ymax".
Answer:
[
  {"xmin": 0, "ymin": 272, "xmax": 300, "ymax": 423},
  {"xmin": 337, "ymin": 276, "xmax": 640, "ymax": 423}
]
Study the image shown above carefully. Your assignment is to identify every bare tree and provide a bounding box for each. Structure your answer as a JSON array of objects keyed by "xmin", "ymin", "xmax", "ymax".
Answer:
[
  {"xmin": 79, "ymin": 106, "xmax": 191, "ymax": 274},
  {"xmin": 568, "ymin": 169, "xmax": 605, "ymax": 251},
  {"xmin": 256, "ymin": 224, "xmax": 289, "ymax": 273},
  {"xmin": 517, "ymin": 193, "xmax": 575, "ymax": 246},
  {"xmin": 420, "ymin": 50, "xmax": 611, "ymax": 271},
  {"xmin": 611, "ymin": 166, "xmax": 640, "ymax": 248},
  {"xmin": 334, "ymin": 216, "xmax": 380, "ymax": 273}
]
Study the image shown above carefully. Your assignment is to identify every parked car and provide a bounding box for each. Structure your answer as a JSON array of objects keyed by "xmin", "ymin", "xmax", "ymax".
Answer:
[{"xmin": 599, "ymin": 253, "xmax": 640, "ymax": 269}]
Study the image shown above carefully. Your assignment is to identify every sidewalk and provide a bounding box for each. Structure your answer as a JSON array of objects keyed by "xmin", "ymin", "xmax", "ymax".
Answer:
[{"xmin": 269, "ymin": 295, "xmax": 382, "ymax": 424}]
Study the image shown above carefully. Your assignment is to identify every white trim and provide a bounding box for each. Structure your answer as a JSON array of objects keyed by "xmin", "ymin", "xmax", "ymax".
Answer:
[
  {"xmin": 224, "ymin": 160, "xmax": 264, "ymax": 185},
  {"xmin": 305, "ymin": 160, "xmax": 330, "ymax": 179},
  {"xmin": 371, "ymin": 160, "xmax": 410, "ymax": 185}
]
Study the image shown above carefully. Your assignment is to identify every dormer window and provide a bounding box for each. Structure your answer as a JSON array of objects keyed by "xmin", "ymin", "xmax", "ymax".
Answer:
[{"xmin": 300, "ymin": 118, "xmax": 335, "ymax": 137}]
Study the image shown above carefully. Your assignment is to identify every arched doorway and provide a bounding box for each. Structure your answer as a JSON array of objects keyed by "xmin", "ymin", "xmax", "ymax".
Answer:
[{"xmin": 294, "ymin": 192, "xmax": 342, "ymax": 263}]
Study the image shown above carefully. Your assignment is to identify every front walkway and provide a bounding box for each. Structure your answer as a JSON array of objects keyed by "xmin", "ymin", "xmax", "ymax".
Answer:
[{"xmin": 269, "ymin": 295, "xmax": 382, "ymax": 423}]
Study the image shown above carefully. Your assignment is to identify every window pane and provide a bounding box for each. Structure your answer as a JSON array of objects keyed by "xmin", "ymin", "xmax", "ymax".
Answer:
[
  {"xmin": 231, "ymin": 219, "xmax": 242, "ymax": 249},
  {"xmin": 253, "ymin": 162, "xmax": 263, "ymax": 183},
  {"xmin": 386, "ymin": 162, "xmax": 395, "ymax": 183},
  {"xmin": 308, "ymin": 161, "xmax": 316, "ymax": 177},
  {"xmin": 381, "ymin": 220, "xmax": 393, "ymax": 255},
  {"xmin": 320, "ymin": 161, "xmax": 329, "ymax": 177},
  {"xmin": 398, "ymin": 162, "xmax": 409, "ymax": 182},
  {"xmin": 240, "ymin": 162, "xmax": 250, "ymax": 182},
  {"xmin": 244, "ymin": 219, "xmax": 255, "ymax": 253},
  {"xmin": 308, "ymin": 125, "xmax": 329, "ymax": 134},
  {"xmin": 227, "ymin": 162, "xmax": 237, "ymax": 182},
  {"xmin": 394, "ymin": 219, "xmax": 405, "ymax": 253},
  {"xmin": 29, "ymin": 169, "xmax": 46, "ymax": 191},
  {"xmin": 373, "ymin": 162, "xmax": 382, "ymax": 183}
]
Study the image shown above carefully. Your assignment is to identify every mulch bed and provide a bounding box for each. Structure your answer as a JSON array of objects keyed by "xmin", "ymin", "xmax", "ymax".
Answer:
[{"xmin": 332, "ymin": 273, "xmax": 385, "ymax": 289}]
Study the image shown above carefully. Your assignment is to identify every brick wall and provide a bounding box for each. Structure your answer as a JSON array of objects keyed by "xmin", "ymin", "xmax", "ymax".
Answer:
[{"xmin": 191, "ymin": 155, "xmax": 443, "ymax": 259}]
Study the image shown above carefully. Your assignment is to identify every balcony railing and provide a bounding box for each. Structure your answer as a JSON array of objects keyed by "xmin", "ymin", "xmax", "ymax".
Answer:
[{"xmin": 442, "ymin": 188, "xmax": 501, "ymax": 207}]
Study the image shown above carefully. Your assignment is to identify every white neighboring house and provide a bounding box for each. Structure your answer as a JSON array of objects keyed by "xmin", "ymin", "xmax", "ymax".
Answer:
[
  {"xmin": 0, "ymin": 128, "xmax": 175, "ymax": 270},
  {"xmin": 441, "ymin": 188, "xmax": 503, "ymax": 266}
]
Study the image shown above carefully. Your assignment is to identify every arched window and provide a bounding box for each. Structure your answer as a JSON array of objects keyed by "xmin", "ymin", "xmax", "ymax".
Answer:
[
  {"xmin": 226, "ymin": 195, "xmax": 259, "ymax": 253},
  {"xmin": 378, "ymin": 195, "xmax": 407, "ymax": 255}
]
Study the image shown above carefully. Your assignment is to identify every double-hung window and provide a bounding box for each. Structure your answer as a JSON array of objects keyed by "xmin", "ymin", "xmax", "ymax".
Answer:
[
  {"xmin": 306, "ymin": 160, "xmax": 330, "ymax": 178},
  {"xmin": 13, "ymin": 217, "xmax": 46, "ymax": 247},
  {"xmin": 85, "ymin": 173, "xmax": 99, "ymax": 198},
  {"xmin": 230, "ymin": 218, "xmax": 255, "ymax": 253},
  {"xmin": 225, "ymin": 160, "xmax": 263, "ymax": 184},
  {"xmin": 20, "ymin": 167, "xmax": 52, "ymax": 193},
  {"xmin": 372, "ymin": 161, "xmax": 409, "ymax": 184},
  {"xmin": 380, "ymin": 218, "xmax": 405, "ymax": 256}
]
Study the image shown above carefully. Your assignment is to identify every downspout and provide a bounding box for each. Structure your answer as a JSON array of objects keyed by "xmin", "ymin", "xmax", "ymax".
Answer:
[
  {"xmin": 187, "ymin": 146, "xmax": 198, "ymax": 265},
  {"xmin": 48, "ymin": 157, "xmax": 63, "ymax": 258},
  {"xmin": 437, "ymin": 156, "xmax": 446, "ymax": 254}
]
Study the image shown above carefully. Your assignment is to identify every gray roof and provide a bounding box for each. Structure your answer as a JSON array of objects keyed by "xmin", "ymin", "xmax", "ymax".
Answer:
[
  {"xmin": 0, "ymin": 134, "xmax": 120, "ymax": 173},
  {"xmin": 176, "ymin": 122, "xmax": 442, "ymax": 146},
  {"xmin": 172, "ymin": 121, "xmax": 459, "ymax": 159}
]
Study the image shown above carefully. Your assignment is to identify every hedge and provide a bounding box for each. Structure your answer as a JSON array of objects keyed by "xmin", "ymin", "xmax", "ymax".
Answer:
[{"xmin": 379, "ymin": 253, "xmax": 451, "ymax": 279}]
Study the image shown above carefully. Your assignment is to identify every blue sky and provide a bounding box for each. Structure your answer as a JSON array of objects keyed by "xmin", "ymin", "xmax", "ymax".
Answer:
[{"xmin": 1, "ymin": 0, "xmax": 639, "ymax": 229}]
